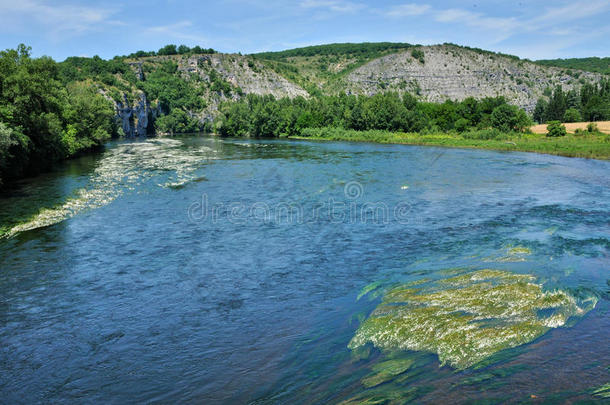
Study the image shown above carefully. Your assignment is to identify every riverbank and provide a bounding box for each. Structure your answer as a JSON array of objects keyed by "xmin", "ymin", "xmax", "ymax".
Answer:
[{"xmin": 291, "ymin": 127, "xmax": 610, "ymax": 160}]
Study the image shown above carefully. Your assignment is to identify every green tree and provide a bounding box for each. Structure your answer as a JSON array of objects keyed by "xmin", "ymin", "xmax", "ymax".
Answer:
[
  {"xmin": 546, "ymin": 121, "xmax": 567, "ymax": 137},
  {"xmin": 490, "ymin": 104, "xmax": 530, "ymax": 132},
  {"xmin": 533, "ymin": 98, "xmax": 548, "ymax": 123},
  {"xmin": 158, "ymin": 44, "xmax": 178, "ymax": 55},
  {"xmin": 546, "ymin": 86, "xmax": 567, "ymax": 121},
  {"xmin": 563, "ymin": 108, "xmax": 582, "ymax": 123}
]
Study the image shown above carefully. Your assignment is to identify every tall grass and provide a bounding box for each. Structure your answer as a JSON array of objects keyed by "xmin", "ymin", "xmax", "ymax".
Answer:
[{"xmin": 296, "ymin": 127, "xmax": 610, "ymax": 159}]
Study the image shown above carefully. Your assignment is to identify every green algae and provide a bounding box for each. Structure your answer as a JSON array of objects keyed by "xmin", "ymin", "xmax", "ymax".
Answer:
[
  {"xmin": 1, "ymin": 139, "xmax": 215, "ymax": 238},
  {"xmin": 357, "ymin": 281, "xmax": 384, "ymax": 301},
  {"xmin": 349, "ymin": 269, "xmax": 597, "ymax": 369},
  {"xmin": 483, "ymin": 245, "xmax": 532, "ymax": 263},
  {"xmin": 361, "ymin": 358, "xmax": 415, "ymax": 388},
  {"xmin": 592, "ymin": 382, "xmax": 610, "ymax": 398},
  {"xmin": 507, "ymin": 246, "xmax": 531, "ymax": 255}
]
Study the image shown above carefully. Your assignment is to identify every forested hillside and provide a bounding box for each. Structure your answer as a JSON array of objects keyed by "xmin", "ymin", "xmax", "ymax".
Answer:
[{"xmin": 536, "ymin": 57, "xmax": 610, "ymax": 75}]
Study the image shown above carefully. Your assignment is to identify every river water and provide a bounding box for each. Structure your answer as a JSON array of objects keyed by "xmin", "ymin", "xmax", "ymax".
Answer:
[{"xmin": 0, "ymin": 136, "xmax": 608, "ymax": 403}]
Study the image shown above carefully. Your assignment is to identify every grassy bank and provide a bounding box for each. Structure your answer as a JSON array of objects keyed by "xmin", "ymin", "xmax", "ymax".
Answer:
[{"xmin": 292, "ymin": 127, "xmax": 610, "ymax": 160}]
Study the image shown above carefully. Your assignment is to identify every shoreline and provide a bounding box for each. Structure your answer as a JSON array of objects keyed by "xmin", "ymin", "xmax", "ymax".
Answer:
[{"xmin": 289, "ymin": 130, "xmax": 610, "ymax": 160}]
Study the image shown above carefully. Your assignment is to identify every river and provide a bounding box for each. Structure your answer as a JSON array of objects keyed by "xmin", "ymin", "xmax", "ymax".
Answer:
[{"xmin": 0, "ymin": 136, "xmax": 608, "ymax": 403}]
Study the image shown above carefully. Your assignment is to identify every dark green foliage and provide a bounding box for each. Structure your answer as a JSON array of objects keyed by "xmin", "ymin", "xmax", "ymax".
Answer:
[
  {"xmin": 442, "ymin": 43, "xmax": 522, "ymax": 61},
  {"xmin": 157, "ymin": 44, "xmax": 178, "ymax": 56},
  {"xmin": 546, "ymin": 85, "xmax": 567, "ymax": 121},
  {"xmin": 536, "ymin": 57, "xmax": 610, "ymax": 74},
  {"xmin": 0, "ymin": 44, "xmax": 116, "ymax": 187},
  {"xmin": 563, "ymin": 108, "xmax": 582, "ymax": 123},
  {"xmin": 61, "ymin": 83, "xmax": 115, "ymax": 155},
  {"xmin": 533, "ymin": 98, "xmax": 547, "ymax": 123},
  {"xmin": 217, "ymin": 92, "xmax": 526, "ymax": 138},
  {"xmin": 535, "ymin": 80, "xmax": 610, "ymax": 123},
  {"xmin": 208, "ymin": 69, "xmax": 233, "ymax": 96},
  {"xmin": 253, "ymin": 42, "xmax": 414, "ymax": 60},
  {"xmin": 126, "ymin": 44, "xmax": 217, "ymax": 59},
  {"xmin": 411, "ymin": 48, "xmax": 425, "ymax": 64},
  {"xmin": 587, "ymin": 122, "xmax": 599, "ymax": 133},
  {"xmin": 138, "ymin": 68, "xmax": 205, "ymax": 112},
  {"xmin": 155, "ymin": 109, "xmax": 202, "ymax": 134},
  {"xmin": 546, "ymin": 121, "xmax": 567, "ymax": 137},
  {"xmin": 491, "ymin": 104, "xmax": 531, "ymax": 132},
  {"xmin": 58, "ymin": 55, "xmax": 135, "ymax": 84}
]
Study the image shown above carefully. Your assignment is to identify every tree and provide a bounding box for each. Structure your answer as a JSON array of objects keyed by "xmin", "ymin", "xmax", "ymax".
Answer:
[
  {"xmin": 490, "ymin": 104, "xmax": 530, "ymax": 132},
  {"xmin": 177, "ymin": 45, "xmax": 191, "ymax": 54},
  {"xmin": 533, "ymin": 98, "xmax": 548, "ymax": 123},
  {"xmin": 157, "ymin": 44, "xmax": 178, "ymax": 55},
  {"xmin": 563, "ymin": 108, "xmax": 582, "ymax": 123},
  {"xmin": 546, "ymin": 121, "xmax": 567, "ymax": 137},
  {"xmin": 545, "ymin": 86, "xmax": 567, "ymax": 121}
]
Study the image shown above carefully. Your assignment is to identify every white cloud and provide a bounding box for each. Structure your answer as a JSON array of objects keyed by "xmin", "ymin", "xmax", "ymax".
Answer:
[
  {"xmin": 435, "ymin": 9, "xmax": 518, "ymax": 32},
  {"xmin": 145, "ymin": 21, "xmax": 209, "ymax": 44},
  {"xmin": 386, "ymin": 3, "xmax": 430, "ymax": 18},
  {"xmin": 0, "ymin": 0, "xmax": 121, "ymax": 37},
  {"xmin": 530, "ymin": 0, "xmax": 610, "ymax": 27},
  {"xmin": 299, "ymin": 0, "xmax": 365, "ymax": 14}
]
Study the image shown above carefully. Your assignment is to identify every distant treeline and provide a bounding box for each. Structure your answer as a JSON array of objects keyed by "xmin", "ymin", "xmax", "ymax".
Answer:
[
  {"xmin": 0, "ymin": 45, "xmax": 116, "ymax": 187},
  {"xmin": 534, "ymin": 80, "xmax": 610, "ymax": 123},
  {"xmin": 217, "ymin": 93, "xmax": 531, "ymax": 138},
  {"xmin": 123, "ymin": 44, "xmax": 217, "ymax": 59},
  {"xmin": 253, "ymin": 42, "xmax": 416, "ymax": 60},
  {"xmin": 536, "ymin": 57, "xmax": 610, "ymax": 75}
]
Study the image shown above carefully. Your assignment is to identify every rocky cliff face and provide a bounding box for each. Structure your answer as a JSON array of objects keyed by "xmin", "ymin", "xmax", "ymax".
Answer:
[
  {"xmin": 180, "ymin": 54, "xmax": 308, "ymax": 99},
  {"xmin": 344, "ymin": 45, "xmax": 602, "ymax": 112},
  {"xmin": 115, "ymin": 93, "xmax": 159, "ymax": 137}
]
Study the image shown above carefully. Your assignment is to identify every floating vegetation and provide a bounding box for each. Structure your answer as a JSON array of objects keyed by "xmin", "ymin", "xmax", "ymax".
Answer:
[
  {"xmin": 484, "ymin": 245, "xmax": 532, "ymax": 262},
  {"xmin": 361, "ymin": 358, "xmax": 415, "ymax": 388},
  {"xmin": 349, "ymin": 269, "xmax": 597, "ymax": 369},
  {"xmin": 2, "ymin": 139, "xmax": 215, "ymax": 238},
  {"xmin": 592, "ymin": 383, "xmax": 610, "ymax": 398},
  {"xmin": 339, "ymin": 386, "xmax": 422, "ymax": 405},
  {"xmin": 507, "ymin": 246, "xmax": 531, "ymax": 255}
]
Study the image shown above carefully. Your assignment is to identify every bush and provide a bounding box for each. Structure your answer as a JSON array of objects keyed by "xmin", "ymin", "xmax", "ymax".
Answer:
[
  {"xmin": 563, "ymin": 108, "xmax": 582, "ymax": 123},
  {"xmin": 411, "ymin": 49, "xmax": 425, "ymax": 64},
  {"xmin": 587, "ymin": 122, "xmax": 599, "ymax": 133},
  {"xmin": 490, "ymin": 104, "xmax": 531, "ymax": 132},
  {"xmin": 546, "ymin": 121, "xmax": 567, "ymax": 137},
  {"xmin": 454, "ymin": 118, "xmax": 470, "ymax": 132},
  {"xmin": 155, "ymin": 109, "xmax": 202, "ymax": 134}
]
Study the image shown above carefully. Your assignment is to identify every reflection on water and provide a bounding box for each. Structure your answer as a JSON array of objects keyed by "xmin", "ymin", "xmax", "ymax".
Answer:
[{"xmin": 0, "ymin": 135, "xmax": 608, "ymax": 403}]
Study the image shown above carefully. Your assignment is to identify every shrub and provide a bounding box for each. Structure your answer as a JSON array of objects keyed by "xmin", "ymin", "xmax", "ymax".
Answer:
[
  {"xmin": 587, "ymin": 122, "xmax": 599, "ymax": 133},
  {"xmin": 546, "ymin": 121, "xmax": 567, "ymax": 137},
  {"xmin": 563, "ymin": 108, "xmax": 582, "ymax": 123},
  {"xmin": 411, "ymin": 49, "xmax": 425, "ymax": 64}
]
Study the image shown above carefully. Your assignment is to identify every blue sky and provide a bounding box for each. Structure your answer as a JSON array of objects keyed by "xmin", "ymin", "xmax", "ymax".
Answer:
[{"xmin": 1, "ymin": 0, "xmax": 609, "ymax": 61}]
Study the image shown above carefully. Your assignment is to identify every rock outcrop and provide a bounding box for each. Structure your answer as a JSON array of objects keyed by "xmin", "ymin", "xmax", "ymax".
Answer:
[
  {"xmin": 344, "ymin": 45, "xmax": 603, "ymax": 112},
  {"xmin": 116, "ymin": 93, "xmax": 158, "ymax": 137}
]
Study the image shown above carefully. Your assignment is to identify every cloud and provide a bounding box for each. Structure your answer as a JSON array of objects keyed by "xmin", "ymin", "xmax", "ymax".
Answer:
[
  {"xmin": 530, "ymin": 0, "xmax": 610, "ymax": 27},
  {"xmin": 299, "ymin": 0, "xmax": 365, "ymax": 14},
  {"xmin": 145, "ymin": 21, "xmax": 209, "ymax": 44},
  {"xmin": 386, "ymin": 3, "xmax": 430, "ymax": 18},
  {"xmin": 0, "ymin": 0, "xmax": 121, "ymax": 37},
  {"xmin": 435, "ymin": 9, "xmax": 518, "ymax": 32}
]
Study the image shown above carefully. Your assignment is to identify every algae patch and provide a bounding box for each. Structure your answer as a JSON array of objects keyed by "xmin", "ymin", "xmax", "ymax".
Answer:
[
  {"xmin": 349, "ymin": 269, "xmax": 597, "ymax": 369},
  {"xmin": 2, "ymin": 139, "xmax": 215, "ymax": 238},
  {"xmin": 592, "ymin": 382, "xmax": 610, "ymax": 398}
]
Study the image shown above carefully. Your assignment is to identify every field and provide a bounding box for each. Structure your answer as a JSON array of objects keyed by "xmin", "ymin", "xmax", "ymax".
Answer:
[{"xmin": 530, "ymin": 121, "xmax": 610, "ymax": 135}]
